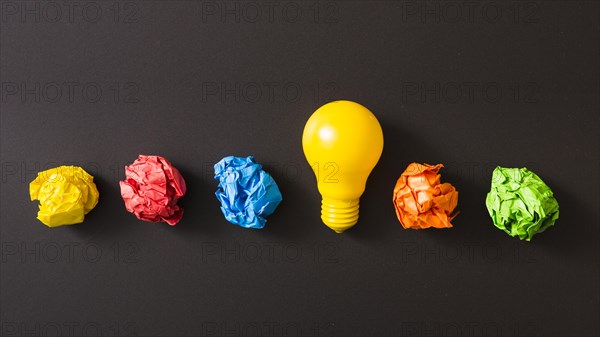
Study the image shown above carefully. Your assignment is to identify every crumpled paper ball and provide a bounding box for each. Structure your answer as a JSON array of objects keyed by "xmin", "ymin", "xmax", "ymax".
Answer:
[
  {"xmin": 29, "ymin": 166, "xmax": 99, "ymax": 227},
  {"xmin": 214, "ymin": 156, "xmax": 282, "ymax": 229},
  {"xmin": 119, "ymin": 155, "xmax": 186, "ymax": 225},
  {"xmin": 393, "ymin": 163, "xmax": 459, "ymax": 229},
  {"xmin": 486, "ymin": 166, "xmax": 559, "ymax": 241}
]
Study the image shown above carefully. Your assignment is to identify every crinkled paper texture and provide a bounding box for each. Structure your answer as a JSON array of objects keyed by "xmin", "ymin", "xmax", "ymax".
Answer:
[
  {"xmin": 214, "ymin": 156, "xmax": 282, "ymax": 229},
  {"xmin": 486, "ymin": 166, "xmax": 559, "ymax": 241},
  {"xmin": 119, "ymin": 155, "xmax": 186, "ymax": 225},
  {"xmin": 393, "ymin": 163, "xmax": 458, "ymax": 229},
  {"xmin": 29, "ymin": 166, "xmax": 99, "ymax": 227}
]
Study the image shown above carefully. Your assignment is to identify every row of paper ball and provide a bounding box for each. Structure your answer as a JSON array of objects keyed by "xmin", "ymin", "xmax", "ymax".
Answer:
[{"xmin": 29, "ymin": 154, "xmax": 560, "ymax": 241}]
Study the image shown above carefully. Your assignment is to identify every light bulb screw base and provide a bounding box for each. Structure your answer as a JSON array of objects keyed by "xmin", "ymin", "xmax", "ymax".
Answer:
[{"xmin": 321, "ymin": 198, "xmax": 360, "ymax": 233}]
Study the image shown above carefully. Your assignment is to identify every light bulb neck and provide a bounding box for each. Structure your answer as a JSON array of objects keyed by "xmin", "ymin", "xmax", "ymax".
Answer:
[{"xmin": 321, "ymin": 198, "xmax": 360, "ymax": 233}]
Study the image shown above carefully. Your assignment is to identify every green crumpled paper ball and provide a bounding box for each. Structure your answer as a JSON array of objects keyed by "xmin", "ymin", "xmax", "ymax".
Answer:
[{"xmin": 485, "ymin": 167, "xmax": 559, "ymax": 241}]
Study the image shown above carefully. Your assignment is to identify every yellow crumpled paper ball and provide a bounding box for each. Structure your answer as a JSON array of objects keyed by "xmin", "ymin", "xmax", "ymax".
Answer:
[{"xmin": 29, "ymin": 166, "xmax": 99, "ymax": 227}]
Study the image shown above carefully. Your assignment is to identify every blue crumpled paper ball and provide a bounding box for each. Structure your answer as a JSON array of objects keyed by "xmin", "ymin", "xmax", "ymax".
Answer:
[{"xmin": 214, "ymin": 156, "xmax": 282, "ymax": 229}]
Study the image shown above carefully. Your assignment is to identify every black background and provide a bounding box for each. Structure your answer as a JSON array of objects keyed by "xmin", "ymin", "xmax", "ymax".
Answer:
[{"xmin": 1, "ymin": 1, "xmax": 599, "ymax": 336}]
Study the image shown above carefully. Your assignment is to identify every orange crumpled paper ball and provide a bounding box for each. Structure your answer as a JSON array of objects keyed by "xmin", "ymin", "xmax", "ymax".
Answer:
[{"xmin": 392, "ymin": 163, "xmax": 459, "ymax": 229}]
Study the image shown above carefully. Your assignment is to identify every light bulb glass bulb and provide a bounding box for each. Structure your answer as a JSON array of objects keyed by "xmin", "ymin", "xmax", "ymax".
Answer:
[{"xmin": 302, "ymin": 100, "xmax": 384, "ymax": 233}]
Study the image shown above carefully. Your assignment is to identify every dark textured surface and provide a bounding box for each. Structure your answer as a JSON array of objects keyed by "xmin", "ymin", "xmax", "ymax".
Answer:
[{"xmin": 1, "ymin": 1, "xmax": 598, "ymax": 336}]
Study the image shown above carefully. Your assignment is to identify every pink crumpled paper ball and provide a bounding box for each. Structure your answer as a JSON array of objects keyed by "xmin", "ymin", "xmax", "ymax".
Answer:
[{"xmin": 119, "ymin": 155, "xmax": 186, "ymax": 225}]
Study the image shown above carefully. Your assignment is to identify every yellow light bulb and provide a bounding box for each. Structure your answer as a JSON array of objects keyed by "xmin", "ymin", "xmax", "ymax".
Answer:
[{"xmin": 302, "ymin": 100, "xmax": 384, "ymax": 233}]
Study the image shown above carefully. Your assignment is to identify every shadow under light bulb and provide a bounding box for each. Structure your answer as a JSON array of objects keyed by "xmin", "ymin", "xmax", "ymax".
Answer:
[{"xmin": 302, "ymin": 100, "xmax": 384, "ymax": 233}]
